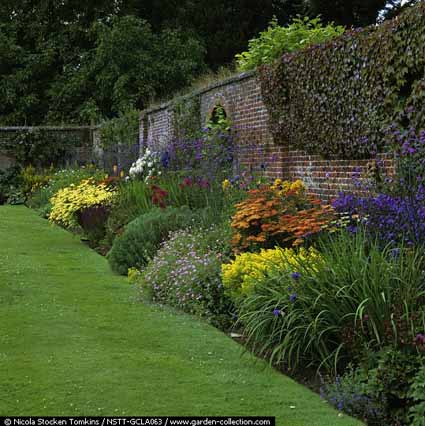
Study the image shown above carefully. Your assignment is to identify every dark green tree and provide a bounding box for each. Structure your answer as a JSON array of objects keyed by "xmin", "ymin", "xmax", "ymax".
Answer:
[
  {"xmin": 0, "ymin": 2, "xmax": 206, "ymax": 124},
  {"xmin": 306, "ymin": 0, "xmax": 419, "ymax": 27}
]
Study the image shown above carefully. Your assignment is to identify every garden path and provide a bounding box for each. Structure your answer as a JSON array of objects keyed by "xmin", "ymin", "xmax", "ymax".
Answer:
[{"xmin": 0, "ymin": 206, "xmax": 362, "ymax": 425}]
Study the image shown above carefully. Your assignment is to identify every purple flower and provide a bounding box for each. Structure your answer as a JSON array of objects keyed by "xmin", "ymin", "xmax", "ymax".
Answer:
[
  {"xmin": 291, "ymin": 272, "xmax": 301, "ymax": 280},
  {"xmin": 415, "ymin": 333, "xmax": 425, "ymax": 344},
  {"xmin": 273, "ymin": 309, "xmax": 281, "ymax": 316},
  {"xmin": 289, "ymin": 293, "xmax": 298, "ymax": 303}
]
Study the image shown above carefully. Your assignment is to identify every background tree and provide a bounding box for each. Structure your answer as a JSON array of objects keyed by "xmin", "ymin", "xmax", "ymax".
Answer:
[
  {"xmin": 0, "ymin": 0, "xmax": 419, "ymax": 125},
  {"xmin": 305, "ymin": 0, "xmax": 419, "ymax": 27}
]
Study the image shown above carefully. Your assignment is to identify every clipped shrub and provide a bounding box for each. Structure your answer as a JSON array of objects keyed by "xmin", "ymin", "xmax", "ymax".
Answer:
[
  {"xmin": 134, "ymin": 223, "xmax": 233, "ymax": 328},
  {"xmin": 107, "ymin": 206, "xmax": 197, "ymax": 275},
  {"xmin": 231, "ymin": 180, "xmax": 334, "ymax": 252},
  {"xmin": 259, "ymin": 3, "xmax": 425, "ymax": 158},
  {"xmin": 236, "ymin": 16, "xmax": 344, "ymax": 71}
]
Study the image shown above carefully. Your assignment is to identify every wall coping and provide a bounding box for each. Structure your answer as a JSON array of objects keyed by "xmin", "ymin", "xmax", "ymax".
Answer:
[
  {"xmin": 0, "ymin": 126, "xmax": 97, "ymax": 131},
  {"xmin": 141, "ymin": 70, "xmax": 257, "ymax": 116}
]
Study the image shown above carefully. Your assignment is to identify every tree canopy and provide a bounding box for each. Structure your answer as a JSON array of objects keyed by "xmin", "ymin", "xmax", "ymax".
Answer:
[{"xmin": 0, "ymin": 0, "xmax": 419, "ymax": 125}]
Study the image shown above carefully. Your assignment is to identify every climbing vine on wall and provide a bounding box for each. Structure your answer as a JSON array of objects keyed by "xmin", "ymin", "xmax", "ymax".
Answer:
[
  {"xmin": 171, "ymin": 95, "xmax": 202, "ymax": 140},
  {"xmin": 100, "ymin": 109, "xmax": 140, "ymax": 148},
  {"xmin": 259, "ymin": 3, "xmax": 425, "ymax": 159}
]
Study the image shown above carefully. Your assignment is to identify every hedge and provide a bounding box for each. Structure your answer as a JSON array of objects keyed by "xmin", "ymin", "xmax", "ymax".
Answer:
[{"xmin": 259, "ymin": 3, "xmax": 425, "ymax": 159}]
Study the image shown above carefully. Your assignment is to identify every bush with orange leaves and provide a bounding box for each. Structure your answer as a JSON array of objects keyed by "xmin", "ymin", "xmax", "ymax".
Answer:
[{"xmin": 231, "ymin": 179, "xmax": 335, "ymax": 252}]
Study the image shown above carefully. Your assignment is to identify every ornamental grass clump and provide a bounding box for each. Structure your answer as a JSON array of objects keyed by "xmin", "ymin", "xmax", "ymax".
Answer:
[
  {"xmin": 49, "ymin": 178, "xmax": 115, "ymax": 228},
  {"xmin": 237, "ymin": 230, "xmax": 425, "ymax": 372},
  {"xmin": 231, "ymin": 179, "xmax": 335, "ymax": 252}
]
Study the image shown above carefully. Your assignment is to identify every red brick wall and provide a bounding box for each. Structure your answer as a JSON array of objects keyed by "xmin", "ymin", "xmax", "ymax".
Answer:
[{"xmin": 140, "ymin": 71, "xmax": 394, "ymax": 201}]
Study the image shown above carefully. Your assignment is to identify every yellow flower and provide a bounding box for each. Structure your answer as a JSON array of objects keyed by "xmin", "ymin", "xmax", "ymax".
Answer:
[
  {"xmin": 120, "ymin": 170, "xmax": 125, "ymax": 178},
  {"xmin": 290, "ymin": 180, "xmax": 306, "ymax": 193},
  {"xmin": 222, "ymin": 179, "xmax": 231, "ymax": 191},
  {"xmin": 128, "ymin": 267, "xmax": 141, "ymax": 284},
  {"xmin": 49, "ymin": 179, "xmax": 116, "ymax": 228},
  {"xmin": 221, "ymin": 247, "xmax": 321, "ymax": 298},
  {"xmin": 282, "ymin": 181, "xmax": 291, "ymax": 193}
]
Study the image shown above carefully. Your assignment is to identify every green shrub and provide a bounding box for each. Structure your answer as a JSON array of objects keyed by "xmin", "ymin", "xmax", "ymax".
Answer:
[
  {"xmin": 104, "ymin": 175, "xmax": 233, "ymax": 249},
  {"xmin": 0, "ymin": 167, "xmax": 23, "ymax": 205},
  {"xmin": 107, "ymin": 206, "xmax": 198, "ymax": 275},
  {"xmin": 0, "ymin": 129, "xmax": 84, "ymax": 168},
  {"xmin": 237, "ymin": 230, "xmax": 425, "ymax": 372},
  {"xmin": 134, "ymin": 223, "xmax": 234, "ymax": 328},
  {"xmin": 236, "ymin": 16, "xmax": 344, "ymax": 71},
  {"xmin": 259, "ymin": 3, "xmax": 425, "ymax": 159},
  {"xmin": 320, "ymin": 366, "xmax": 386, "ymax": 424},
  {"xmin": 322, "ymin": 348, "xmax": 425, "ymax": 425},
  {"xmin": 410, "ymin": 365, "xmax": 425, "ymax": 426}
]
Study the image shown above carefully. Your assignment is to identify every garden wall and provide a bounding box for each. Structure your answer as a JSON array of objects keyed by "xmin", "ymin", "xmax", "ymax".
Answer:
[
  {"xmin": 0, "ymin": 126, "xmax": 139, "ymax": 173},
  {"xmin": 139, "ymin": 72, "xmax": 394, "ymax": 200}
]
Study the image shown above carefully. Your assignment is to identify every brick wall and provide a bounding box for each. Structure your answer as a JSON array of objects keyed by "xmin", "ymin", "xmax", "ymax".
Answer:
[{"xmin": 140, "ymin": 71, "xmax": 394, "ymax": 201}]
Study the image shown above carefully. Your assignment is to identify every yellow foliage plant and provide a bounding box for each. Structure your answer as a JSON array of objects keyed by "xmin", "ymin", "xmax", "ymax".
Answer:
[
  {"xmin": 49, "ymin": 178, "xmax": 115, "ymax": 228},
  {"xmin": 221, "ymin": 246, "xmax": 320, "ymax": 300}
]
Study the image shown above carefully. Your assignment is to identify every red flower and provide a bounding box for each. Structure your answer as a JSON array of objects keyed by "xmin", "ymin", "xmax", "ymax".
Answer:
[{"xmin": 151, "ymin": 184, "xmax": 168, "ymax": 209}]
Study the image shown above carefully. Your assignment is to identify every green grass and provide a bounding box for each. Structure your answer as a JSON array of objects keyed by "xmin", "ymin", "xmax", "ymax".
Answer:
[{"xmin": 0, "ymin": 206, "xmax": 362, "ymax": 424}]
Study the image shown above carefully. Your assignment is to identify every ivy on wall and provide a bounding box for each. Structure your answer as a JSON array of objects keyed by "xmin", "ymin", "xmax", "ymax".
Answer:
[
  {"xmin": 100, "ymin": 109, "xmax": 140, "ymax": 148},
  {"xmin": 171, "ymin": 95, "xmax": 202, "ymax": 140},
  {"xmin": 259, "ymin": 3, "xmax": 425, "ymax": 159}
]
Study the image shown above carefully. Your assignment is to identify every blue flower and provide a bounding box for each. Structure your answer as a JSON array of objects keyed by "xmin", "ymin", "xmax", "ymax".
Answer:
[
  {"xmin": 273, "ymin": 309, "xmax": 281, "ymax": 316},
  {"xmin": 160, "ymin": 151, "xmax": 170, "ymax": 168},
  {"xmin": 291, "ymin": 272, "xmax": 301, "ymax": 280},
  {"xmin": 289, "ymin": 293, "xmax": 298, "ymax": 303},
  {"xmin": 389, "ymin": 248, "xmax": 400, "ymax": 258}
]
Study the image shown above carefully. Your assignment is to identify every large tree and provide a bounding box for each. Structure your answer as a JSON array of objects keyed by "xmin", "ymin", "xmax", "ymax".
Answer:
[
  {"xmin": 1, "ymin": 0, "xmax": 418, "ymax": 125},
  {"xmin": 0, "ymin": 1, "xmax": 206, "ymax": 124}
]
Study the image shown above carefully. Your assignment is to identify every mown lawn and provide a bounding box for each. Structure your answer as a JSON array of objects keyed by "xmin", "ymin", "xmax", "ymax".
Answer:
[{"xmin": 0, "ymin": 206, "xmax": 362, "ymax": 425}]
